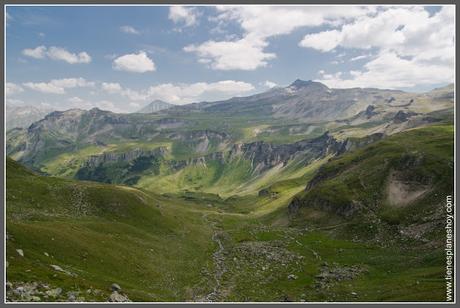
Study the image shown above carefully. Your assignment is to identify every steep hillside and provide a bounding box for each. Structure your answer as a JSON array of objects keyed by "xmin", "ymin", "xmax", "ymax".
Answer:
[
  {"xmin": 288, "ymin": 125, "xmax": 454, "ymax": 244},
  {"xmin": 6, "ymin": 157, "xmax": 216, "ymax": 301},
  {"xmin": 73, "ymin": 132, "xmax": 345, "ymax": 195}
]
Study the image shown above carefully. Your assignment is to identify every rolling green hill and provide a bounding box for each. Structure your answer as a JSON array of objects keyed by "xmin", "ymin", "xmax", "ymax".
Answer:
[
  {"xmin": 6, "ymin": 157, "xmax": 217, "ymax": 301},
  {"xmin": 289, "ymin": 124, "xmax": 453, "ymax": 240}
]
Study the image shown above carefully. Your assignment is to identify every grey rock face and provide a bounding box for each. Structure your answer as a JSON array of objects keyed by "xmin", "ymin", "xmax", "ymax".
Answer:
[
  {"xmin": 83, "ymin": 147, "xmax": 167, "ymax": 168},
  {"xmin": 169, "ymin": 132, "xmax": 345, "ymax": 176},
  {"xmin": 365, "ymin": 105, "xmax": 377, "ymax": 118},
  {"xmin": 45, "ymin": 288, "xmax": 62, "ymax": 298},
  {"xmin": 393, "ymin": 110, "xmax": 417, "ymax": 123},
  {"xmin": 108, "ymin": 291, "xmax": 130, "ymax": 302},
  {"xmin": 226, "ymin": 132, "xmax": 342, "ymax": 174}
]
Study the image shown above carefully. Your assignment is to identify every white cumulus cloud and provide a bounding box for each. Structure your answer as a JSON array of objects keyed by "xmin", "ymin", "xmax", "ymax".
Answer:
[
  {"xmin": 18, "ymin": 78, "xmax": 255, "ymax": 111},
  {"xmin": 186, "ymin": 6, "xmax": 373, "ymax": 70},
  {"xmin": 112, "ymin": 51, "xmax": 156, "ymax": 73},
  {"xmin": 23, "ymin": 82, "xmax": 65, "ymax": 94},
  {"xmin": 22, "ymin": 46, "xmax": 47, "ymax": 59},
  {"xmin": 67, "ymin": 96, "xmax": 85, "ymax": 104},
  {"xmin": 6, "ymin": 82, "xmax": 24, "ymax": 96},
  {"xmin": 302, "ymin": 6, "xmax": 455, "ymax": 89},
  {"xmin": 144, "ymin": 80, "xmax": 255, "ymax": 104},
  {"xmin": 100, "ymin": 80, "xmax": 254, "ymax": 105},
  {"xmin": 6, "ymin": 99, "xmax": 25, "ymax": 106},
  {"xmin": 299, "ymin": 30, "xmax": 342, "ymax": 52},
  {"xmin": 101, "ymin": 82, "xmax": 123, "ymax": 93},
  {"xmin": 263, "ymin": 81, "xmax": 277, "ymax": 88},
  {"xmin": 120, "ymin": 25, "xmax": 140, "ymax": 34},
  {"xmin": 169, "ymin": 6, "xmax": 199, "ymax": 27},
  {"xmin": 317, "ymin": 50, "xmax": 453, "ymax": 89},
  {"xmin": 47, "ymin": 47, "xmax": 91, "ymax": 64},
  {"xmin": 184, "ymin": 37, "xmax": 275, "ymax": 71},
  {"xmin": 22, "ymin": 46, "xmax": 91, "ymax": 64},
  {"xmin": 23, "ymin": 78, "xmax": 95, "ymax": 94}
]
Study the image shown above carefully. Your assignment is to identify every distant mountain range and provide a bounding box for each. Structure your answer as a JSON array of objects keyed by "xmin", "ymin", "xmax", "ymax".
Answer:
[
  {"xmin": 171, "ymin": 79, "xmax": 454, "ymax": 123},
  {"xmin": 6, "ymin": 79, "xmax": 453, "ymax": 180},
  {"xmin": 137, "ymin": 100, "xmax": 174, "ymax": 113},
  {"xmin": 6, "ymin": 105, "xmax": 54, "ymax": 130}
]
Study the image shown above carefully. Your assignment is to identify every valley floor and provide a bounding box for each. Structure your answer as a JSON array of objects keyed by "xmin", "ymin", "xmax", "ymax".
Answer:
[{"xmin": 6, "ymin": 177, "xmax": 447, "ymax": 302}]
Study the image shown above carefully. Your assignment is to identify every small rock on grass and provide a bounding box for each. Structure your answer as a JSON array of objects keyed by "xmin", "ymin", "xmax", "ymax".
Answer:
[
  {"xmin": 31, "ymin": 296, "xmax": 41, "ymax": 302},
  {"xmin": 16, "ymin": 249, "xmax": 24, "ymax": 257},
  {"xmin": 50, "ymin": 264, "xmax": 74, "ymax": 276},
  {"xmin": 111, "ymin": 283, "xmax": 121, "ymax": 292},
  {"xmin": 50, "ymin": 264, "xmax": 64, "ymax": 271},
  {"xmin": 109, "ymin": 291, "xmax": 130, "ymax": 302},
  {"xmin": 45, "ymin": 288, "xmax": 62, "ymax": 298}
]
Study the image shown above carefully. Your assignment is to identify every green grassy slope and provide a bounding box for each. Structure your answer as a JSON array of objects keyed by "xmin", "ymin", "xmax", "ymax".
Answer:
[
  {"xmin": 6, "ymin": 157, "xmax": 216, "ymax": 301},
  {"xmin": 289, "ymin": 125, "xmax": 453, "ymax": 241},
  {"xmin": 209, "ymin": 125, "xmax": 453, "ymax": 302}
]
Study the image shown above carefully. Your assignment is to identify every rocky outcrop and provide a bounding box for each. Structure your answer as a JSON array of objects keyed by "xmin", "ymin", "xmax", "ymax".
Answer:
[
  {"xmin": 315, "ymin": 263, "xmax": 367, "ymax": 289},
  {"xmin": 169, "ymin": 151, "xmax": 225, "ymax": 170},
  {"xmin": 364, "ymin": 105, "xmax": 377, "ymax": 118},
  {"xmin": 393, "ymin": 110, "xmax": 417, "ymax": 123},
  {"xmin": 229, "ymin": 132, "xmax": 343, "ymax": 173},
  {"xmin": 169, "ymin": 132, "xmax": 344, "ymax": 174},
  {"xmin": 83, "ymin": 147, "xmax": 167, "ymax": 168},
  {"xmin": 288, "ymin": 133, "xmax": 388, "ymax": 219},
  {"xmin": 288, "ymin": 194, "xmax": 362, "ymax": 219},
  {"xmin": 337, "ymin": 133, "xmax": 384, "ymax": 155},
  {"xmin": 6, "ymin": 281, "xmax": 101, "ymax": 302},
  {"xmin": 287, "ymin": 196, "xmax": 302, "ymax": 219},
  {"xmin": 108, "ymin": 284, "xmax": 130, "ymax": 302},
  {"xmin": 169, "ymin": 132, "xmax": 381, "ymax": 178}
]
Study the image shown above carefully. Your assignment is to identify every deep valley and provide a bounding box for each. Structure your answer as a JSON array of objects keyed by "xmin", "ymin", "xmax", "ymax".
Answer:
[{"xmin": 5, "ymin": 80, "xmax": 454, "ymax": 302}]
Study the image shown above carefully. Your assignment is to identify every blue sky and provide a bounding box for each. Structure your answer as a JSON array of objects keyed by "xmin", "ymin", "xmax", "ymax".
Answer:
[{"xmin": 5, "ymin": 5, "xmax": 455, "ymax": 112}]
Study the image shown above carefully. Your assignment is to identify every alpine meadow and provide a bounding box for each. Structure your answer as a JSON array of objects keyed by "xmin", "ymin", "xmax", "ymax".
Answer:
[{"xmin": 4, "ymin": 4, "xmax": 455, "ymax": 303}]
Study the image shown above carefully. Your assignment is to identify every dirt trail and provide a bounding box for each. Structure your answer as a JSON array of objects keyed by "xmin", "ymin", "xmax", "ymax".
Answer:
[{"xmin": 202, "ymin": 213, "xmax": 227, "ymax": 302}]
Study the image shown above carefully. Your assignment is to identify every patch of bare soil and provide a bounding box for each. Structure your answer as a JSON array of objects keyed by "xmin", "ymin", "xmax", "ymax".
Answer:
[{"xmin": 386, "ymin": 171, "xmax": 430, "ymax": 207}]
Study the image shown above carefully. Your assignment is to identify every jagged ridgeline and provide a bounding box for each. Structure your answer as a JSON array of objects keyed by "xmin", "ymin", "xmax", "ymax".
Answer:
[{"xmin": 6, "ymin": 80, "xmax": 454, "ymax": 302}]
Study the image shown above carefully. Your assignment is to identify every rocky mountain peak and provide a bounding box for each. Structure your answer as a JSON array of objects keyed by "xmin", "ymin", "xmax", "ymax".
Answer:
[
  {"xmin": 137, "ymin": 100, "xmax": 174, "ymax": 113},
  {"xmin": 288, "ymin": 79, "xmax": 329, "ymax": 92},
  {"xmin": 87, "ymin": 107, "xmax": 114, "ymax": 117}
]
